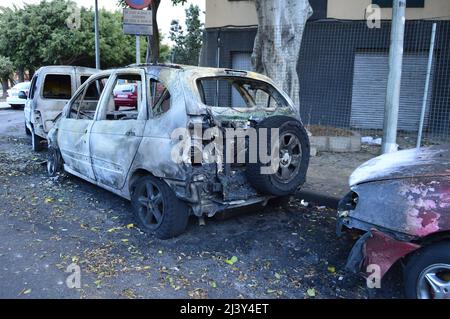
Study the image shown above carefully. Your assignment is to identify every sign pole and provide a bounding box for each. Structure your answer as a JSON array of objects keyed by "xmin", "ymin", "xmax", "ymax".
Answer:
[
  {"xmin": 136, "ymin": 36, "xmax": 141, "ymax": 64},
  {"xmin": 94, "ymin": 0, "xmax": 100, "ymax": 69}
]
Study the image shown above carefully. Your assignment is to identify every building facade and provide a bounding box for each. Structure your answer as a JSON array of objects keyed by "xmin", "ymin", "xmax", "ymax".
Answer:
[{"xmin": 200, "ymin": 0, "xmax": 450, "ymax": 138}]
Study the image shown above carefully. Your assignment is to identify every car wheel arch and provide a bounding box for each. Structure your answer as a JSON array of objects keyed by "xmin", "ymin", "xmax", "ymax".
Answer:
[
  {"xmin": 409, "ymin": 231, "xmax": 450, "ymax": 254},
  {"xmin": 128, "ymin": 169, "xmax": 155, "ymax": 195}
]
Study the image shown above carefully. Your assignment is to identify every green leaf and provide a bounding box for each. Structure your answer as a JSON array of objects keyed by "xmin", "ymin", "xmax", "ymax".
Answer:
[
  {"xmin": 225, "ymin": 256, "xmax": 238, "ymax": 265},
  {"xmin": 306, "ymin": 288, "xmax": 316, "ymax": 298}
]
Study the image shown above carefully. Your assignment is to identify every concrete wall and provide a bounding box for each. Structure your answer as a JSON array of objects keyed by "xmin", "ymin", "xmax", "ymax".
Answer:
[
  {"xmin": 328, "ymin": 0, "xmax": 450, "ymax": 20},
  {"xmin": 205, "ymin": 0, "xmax": 257, "ymax": 28},
  {"xmin": 205, "ymin": 0, "xmax": 450, "ymax": 29}
]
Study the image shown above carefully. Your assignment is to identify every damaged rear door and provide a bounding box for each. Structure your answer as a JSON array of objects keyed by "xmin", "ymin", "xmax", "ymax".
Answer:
[{"xmin": 89, "ymin": 70, "xmax": 147, "ymax": 189}]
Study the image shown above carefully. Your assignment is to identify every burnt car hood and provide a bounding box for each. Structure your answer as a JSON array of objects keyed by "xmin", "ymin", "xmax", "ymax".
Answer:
[{"xmin": 349, "ymin": 145, "xmax": 450, "ymax": 187}]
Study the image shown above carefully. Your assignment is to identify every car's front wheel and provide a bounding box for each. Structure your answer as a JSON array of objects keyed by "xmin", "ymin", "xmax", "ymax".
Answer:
[
  {"xmin": 31, "ymin": 128, "xmax": 43, "ymax": 152},
  {"xmin": 404, "ymin": 241, "xmax": 450, "ymax": 299},
  {"xmin": 47, "ymin": 147, "xmax": 63, "ymax": 177},
  {"xmin": 131, "ymin": 175, "xmax": 189, "ymax": 239}
]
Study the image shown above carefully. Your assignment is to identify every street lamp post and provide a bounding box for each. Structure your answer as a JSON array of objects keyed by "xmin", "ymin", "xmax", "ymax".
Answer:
[{"xmin": 94, "ymin": 0, "xmax": 101, "ymax": 69}]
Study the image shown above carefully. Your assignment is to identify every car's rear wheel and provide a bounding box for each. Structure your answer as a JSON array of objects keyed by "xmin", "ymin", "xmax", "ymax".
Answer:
[
  {"xmin": 131, "ymin": 175, "xmax": 189, "ymax": 239},
  {"xmin": 245, "ymin": 116, "xmax": 310, "ymax": 196},
  {"xmin": 404, "ymin": 241, "xmax": 450, "ymax": 299},
  {"xmin": 47, "ymin": 147, "xmax": 63, "ymax": 177}
]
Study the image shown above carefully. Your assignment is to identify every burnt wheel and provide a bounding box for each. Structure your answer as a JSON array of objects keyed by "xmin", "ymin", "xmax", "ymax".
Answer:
[
  {"xmin": 404, "ymin": 242, "xmax": 450, "ymax": 299},
  {"xmin": 246, "ymin": 116, "xmax": 310, "ymax": 196},
  {"xmin": 31, "ymin": 128, "xmax": 43, "ymax": 152},
  {"xmin": 131, "ymin": 176, "xmax": 189, "ymax": 239},
  {"xmin": 47, "ymin": 147, "xmax": 63, "ymax": 177}
]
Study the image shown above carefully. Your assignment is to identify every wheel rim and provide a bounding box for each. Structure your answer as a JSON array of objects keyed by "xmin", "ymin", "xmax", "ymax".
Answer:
[
  {"xmin": 136, "ymin": 181, "xmax": 164, "ymax": 230},
  {"xmin": 416, "ymin": 263, "xmax": 450, "ymax": 299},
  {"xmin": 274, "ymin": 132, "xmax": 302, "ymax": 184}
]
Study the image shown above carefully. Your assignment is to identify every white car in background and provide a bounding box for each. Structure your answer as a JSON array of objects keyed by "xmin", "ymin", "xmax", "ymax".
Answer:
[{"xmin": 6, "ymin": 82, "xmax": 31, "ymax": 109}]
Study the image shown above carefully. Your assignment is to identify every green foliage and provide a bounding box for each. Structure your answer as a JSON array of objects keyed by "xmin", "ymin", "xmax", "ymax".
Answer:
[
  {"xmin": 169, "ymin": 4, "xmax": 203, "ymax": 65},
  {"xmin": 0, "ymin": 0, "xmax": 137, "ymax": 72},
  {"xmin": 0, "ymin": 55, "xmax": 14, "ymax": 81}
]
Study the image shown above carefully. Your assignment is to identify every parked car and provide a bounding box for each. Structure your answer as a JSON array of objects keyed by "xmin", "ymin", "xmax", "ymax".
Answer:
[
  {"xmin": 113, "ymin": 83, "xmax": 138, "ymax": 110},
  {"xmin": 337, "ymin": 146, "xmax": 450, "ymax": 299},
  {"xmin": 47, "ymin": 64, "xmax": 310, "ymax": 239},
  {"xmin": 24, "ymin": 66, "xmax": 99, "ymax": 151},
  {"xmin": 6, "ymin": 82, "xmax": 30, "ymax": 109}
]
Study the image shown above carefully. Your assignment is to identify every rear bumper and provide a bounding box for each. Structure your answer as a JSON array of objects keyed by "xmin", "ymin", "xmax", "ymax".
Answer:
[
  {"xmin": 114, "ymin": 98, "xmax": 137, "ymax": 107},
  {"xmin": 6, "ymin": 97, "xmax": 26, "ymax": 105}
]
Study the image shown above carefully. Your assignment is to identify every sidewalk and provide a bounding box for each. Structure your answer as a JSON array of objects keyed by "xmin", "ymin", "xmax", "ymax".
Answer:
[{"xmin": 298, "ymin": 145, "xmax": 379, "ymax": 208}]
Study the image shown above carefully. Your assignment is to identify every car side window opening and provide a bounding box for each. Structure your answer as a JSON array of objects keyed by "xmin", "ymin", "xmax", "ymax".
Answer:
[
  {"xmin": 68, "ymin": 76, "xmax": 109, "ymax": 120},
  {"xmin": 197, "ymin": 77, "xmax": 287, "ymax": 109},
  {"xmin": 80, "ymin": 76, "xmax": 90, "ymax": 85},
  {"xmin": 42, "ymin": 74, "xmax": 72, "ymax": 100},
  {"xmin": 149, "ymin": 79, "xmax": 171, "ymax": 117},
  {"xmin": 103, "ymin": 74, "xmax": 142, "ymax": 121},
  {"xmin": 29, "ymin": 75, "xmax": 38, "ymax": 99}
]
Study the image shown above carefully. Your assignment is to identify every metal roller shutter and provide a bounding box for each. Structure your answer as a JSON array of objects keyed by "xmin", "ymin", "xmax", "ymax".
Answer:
[{"xmin": 350, "ymin": 52, "xmax": 434, "ymax": 131}]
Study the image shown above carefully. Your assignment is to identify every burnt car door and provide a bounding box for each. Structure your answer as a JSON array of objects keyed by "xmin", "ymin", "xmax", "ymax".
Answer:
[
  {"xmin": 89, "ymin": 69, "xmax": 147, "ymax": 189},
  {"xmin": 58, "ymin": 74, "xmax": 110, "ymax": 180}
]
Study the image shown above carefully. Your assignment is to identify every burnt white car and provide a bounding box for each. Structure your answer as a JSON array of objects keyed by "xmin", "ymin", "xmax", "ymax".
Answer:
[
  {"xmin": 25, "ymin": 66, "xmax": 99, "ymax": 151},
  {"xmin": 47, "ymin": 64, "xmax": 310, "ymax": 239}
]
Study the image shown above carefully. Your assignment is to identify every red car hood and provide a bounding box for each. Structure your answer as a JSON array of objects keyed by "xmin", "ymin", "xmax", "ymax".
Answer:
[{"xmin": 349, "ymin": 145, "xmax": 450, "ymax": 187}]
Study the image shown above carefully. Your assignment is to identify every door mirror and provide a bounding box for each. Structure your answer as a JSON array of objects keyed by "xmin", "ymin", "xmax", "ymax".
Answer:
[{"xmin": 18, "ymin": 91, "xmax": 27, "ymax": 99}]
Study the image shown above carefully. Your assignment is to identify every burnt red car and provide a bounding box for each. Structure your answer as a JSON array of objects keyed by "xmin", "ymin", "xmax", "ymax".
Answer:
[
  {"xmin": 338, "ymin": 146, "xmax": 450, "ymax": 299},
  {"xmin": 113, "ymin": 83, "xmax": 137, "ymax": 110}
]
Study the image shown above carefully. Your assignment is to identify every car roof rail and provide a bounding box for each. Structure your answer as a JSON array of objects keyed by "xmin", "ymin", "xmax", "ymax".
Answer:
[{"xmin": 126, "ymin": 63, "xmax": 183, "ymax": 69}]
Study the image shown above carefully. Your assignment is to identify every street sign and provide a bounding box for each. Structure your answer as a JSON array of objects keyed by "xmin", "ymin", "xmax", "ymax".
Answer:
[
  {"xmin": 125, "ymin": 0, "xmax": 152, "ymax": 10},
  {"xmin": 123, "ymin": 9, "xmax": 153, "ymax": 36}
]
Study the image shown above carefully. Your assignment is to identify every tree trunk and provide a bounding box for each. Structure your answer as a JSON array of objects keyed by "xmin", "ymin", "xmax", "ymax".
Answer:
[
  {"xmin": 252, "ymin": 0, "xmax": 312, "ymax": 113},
  {"xmin": 146, "ymin": 0, "xmax": 161, "ymax": 63},
  {"xmin": 1, "ymin": 79, "xmax": 8, "ymax": 99},
  {"xmin": 18, "ymin": 66, "xmax": 25, "ymax": 83}
]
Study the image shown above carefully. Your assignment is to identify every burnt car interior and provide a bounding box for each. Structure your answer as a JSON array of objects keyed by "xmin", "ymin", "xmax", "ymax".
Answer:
[
  {"xmin": 149, "ymin": 79, "xmax": 171, "ymax": 116},
  {"xmin": 69, "ymin": 75, "xmax": 109, "ymax": 120},
  {"xmin": 42, "ymin": 74, "xmax": 72, "ymax": 100},
  {"xmin": 197, "ymin": 77, "xmax": 288, "ymax": 109}
]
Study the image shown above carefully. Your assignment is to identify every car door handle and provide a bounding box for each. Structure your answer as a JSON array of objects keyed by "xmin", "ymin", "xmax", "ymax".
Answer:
[{"xmin": 125, "ymin": 130, "xmax": 136, "ymax": 136}]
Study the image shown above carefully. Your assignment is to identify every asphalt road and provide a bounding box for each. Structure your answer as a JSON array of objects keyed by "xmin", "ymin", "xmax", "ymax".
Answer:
[
  {"xmin": 0, "ymin": 103, "xmax": 26, "ymax": 139},
  {"xmin": 0, "ymin": 107, "xmax": 403, "ymax": 299}
]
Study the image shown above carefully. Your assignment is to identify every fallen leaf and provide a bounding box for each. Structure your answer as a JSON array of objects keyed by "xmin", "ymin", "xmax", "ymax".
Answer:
[
  {"xmin": 306, "ymin": 288, "xmax": 316, "ymax": 298},
  {"xmin": 22, "ymin": 289, "xmax": 32, "ymax": 295},
  {"xmin": 209, "ymin": 281, "xmax": 217, "ymax": 288},
  {"xmin": 126, "ymin": 223, "xmax": 134, "ymax": 229},
  {"xmin": 328, "ymin": 266, "xmax": 336, "ymax": 273},
  {"xmin": 225, "ymin": 256, "xmax": 238, "ymax": 265}
]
